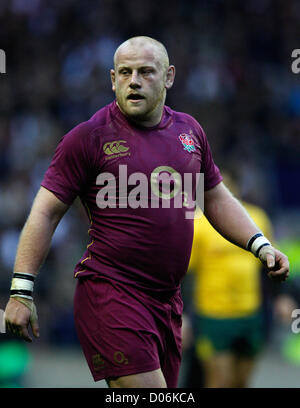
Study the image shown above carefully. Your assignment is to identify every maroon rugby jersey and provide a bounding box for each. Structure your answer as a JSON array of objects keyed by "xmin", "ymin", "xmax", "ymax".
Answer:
[{"xmin": 41, "ymin": 101, "xmax": 222, "ymax": 293}]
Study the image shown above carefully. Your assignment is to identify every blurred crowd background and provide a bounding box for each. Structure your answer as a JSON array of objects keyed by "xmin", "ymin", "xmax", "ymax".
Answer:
[{"xmin": 0, "ymin": 0, "xmax": 299, "ymax": 387}]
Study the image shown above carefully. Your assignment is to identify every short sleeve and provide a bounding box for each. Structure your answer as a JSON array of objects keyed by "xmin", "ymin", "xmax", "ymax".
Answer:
[
  {"xmin": 41, "ymin": 121, "xmax": 95, "ymax": 205},
  {"xmin": 199, "ymin": 126, "xmax": 223, "ymax": 191}
]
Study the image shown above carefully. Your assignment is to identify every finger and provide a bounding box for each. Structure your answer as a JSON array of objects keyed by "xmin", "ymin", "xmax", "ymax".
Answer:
[
  {"xmin": 30, "ymin": 313, "xmax": 40, "ymax": 338},
  {"xmin": 258, "ymin": 246, "xmax": 275, "ymax": 265},
  {"xmin": 278, "ymin": 258, "xmax": 290, "ymax": 272},
  {"xmin": 268, "ymin": 268, "xmax": 289, "ymax": 281},
  {"xmin": 5, "ymin": 321, "xmax": 13, "ymax": 334},
  {"xmin": 30, "ymin": 303, "xmax": 40, "ymax": 338},
  {"xmin": 7, "ymin": 319, "xmax": 32, "ymax": 342},
  {"xmin": 13, "ymin": 326, "xmax": 22, "ymax": 337},
  {"xmin": 19, "ymin": 325, "xmax": 32, "ymax": 342},
  {"xmin": 9, "ymin": 324, "xmax": 20, "ymax": 337},
  {"xmin": 266, "ymin": 253, "xmax": 275, "ymax": 269},
  {"xmin": 7, "ymin": 322, "xmax": 16, "ymax": 335},
  {"xmin": 269, "ymin": 264, "xmax": 289, "ymax": 276},
  {"xmin": 6, "ymin": 322, "xmax": 19, "ymax": 336}
]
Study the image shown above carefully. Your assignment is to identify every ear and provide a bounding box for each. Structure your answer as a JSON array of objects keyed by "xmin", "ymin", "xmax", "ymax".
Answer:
[
  {"xmin": 110, "ymin": 69, "xmax": 116, "ymax": 92},
  {"xmin": 165, "ymin": 65, "xmax": 176, "ymax": 90}
]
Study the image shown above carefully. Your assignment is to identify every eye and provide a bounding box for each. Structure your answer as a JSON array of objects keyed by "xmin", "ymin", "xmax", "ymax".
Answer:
[
  {"xmin": 119, "ymin": 69, "xmax": 130, "ymax": 75},
  {"xmin": 141, "ymin": 68, "xmax": 154, "ymax": 75}
]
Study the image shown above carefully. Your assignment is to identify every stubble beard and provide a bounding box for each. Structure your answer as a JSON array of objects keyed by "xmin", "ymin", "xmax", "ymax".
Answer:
[{"xmin": 117, "ymin": 87, "xmax": 166, "ymax": 124}]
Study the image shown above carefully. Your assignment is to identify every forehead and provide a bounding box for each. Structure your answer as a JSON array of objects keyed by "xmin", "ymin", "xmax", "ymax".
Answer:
[{"xmin": 115, "ymin": 44, "xmax": 164, "ymax": 69}]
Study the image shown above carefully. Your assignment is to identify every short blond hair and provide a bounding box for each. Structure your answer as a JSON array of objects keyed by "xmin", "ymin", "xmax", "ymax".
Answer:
[{"xmin": 113, "ymin": 36, "xmax": 170, "ymax": 72}]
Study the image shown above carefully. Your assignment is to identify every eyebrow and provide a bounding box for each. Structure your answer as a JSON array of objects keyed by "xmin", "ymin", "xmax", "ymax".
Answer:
[{"xmin": 117, "ymin": 65, "xmax": 156, "ymax": 71}]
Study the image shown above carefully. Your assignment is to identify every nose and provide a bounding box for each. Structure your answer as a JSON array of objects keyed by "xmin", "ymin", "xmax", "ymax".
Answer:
[{"xmin": 129, "ymin": 70, "xmax": 141, "ymax": 89}]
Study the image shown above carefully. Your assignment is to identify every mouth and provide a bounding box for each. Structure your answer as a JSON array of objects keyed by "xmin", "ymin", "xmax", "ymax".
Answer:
[{"xmin": 127, "ymin": 94, "xmax": 145, "ymax": 101}]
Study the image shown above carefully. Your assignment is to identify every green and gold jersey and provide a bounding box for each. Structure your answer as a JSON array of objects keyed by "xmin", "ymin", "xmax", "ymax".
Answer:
[{"xmin": 189, "ymin": 202, "xmax": 272, "ymax": 318}]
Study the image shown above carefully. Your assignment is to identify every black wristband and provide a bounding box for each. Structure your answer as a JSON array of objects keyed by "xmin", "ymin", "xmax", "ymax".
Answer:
[
  {"xmin": 10, "ymin": 289, "xmax": 33, "ymax": 297},
  {"xmin": 13, "ymin": 273, "xmax": 35, "ymax": 282}
]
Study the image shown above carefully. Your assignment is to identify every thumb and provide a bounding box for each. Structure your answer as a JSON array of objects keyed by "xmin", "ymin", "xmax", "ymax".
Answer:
[
  {"xmin": 30, "ymin": 303, "xmax": 40, "ymax": 338},
  {"xmin": 258, "ymin": 245, "xmax": 275, "ymax": 268},
  {"xmin": 266, "ymin": 253, "xmax": 275, "ymax": 269}
]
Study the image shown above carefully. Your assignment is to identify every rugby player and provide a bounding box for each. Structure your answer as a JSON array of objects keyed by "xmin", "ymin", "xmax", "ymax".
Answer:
[
  {"xmin": 4, "ymin": 36, "xmax": 289, "ymax": 388},
  {"xmin": 187, "ymin": 174, "xmax": 273, "ymax": 387}
]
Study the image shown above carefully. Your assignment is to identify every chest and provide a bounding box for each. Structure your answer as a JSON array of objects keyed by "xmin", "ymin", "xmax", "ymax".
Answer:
[{"xmin": 98, "ymin": 126, "xmax": 203, "ymax": 180}]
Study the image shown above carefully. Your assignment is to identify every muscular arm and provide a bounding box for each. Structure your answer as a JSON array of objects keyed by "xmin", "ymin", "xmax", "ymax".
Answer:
[
  {"xmin": 204, "ymin": 182, "xmax": 260, "ymax": 249},
  {"xmin": 5, "ymin": 186, "xmax": 69, "ymax": 341},
  {"xmin": 204, "ymin": 182, "xmax": 289, "ymax": 280},
  {"xmin": 13, "ymin": 186, "xmax": 69, "ymax": 276}
]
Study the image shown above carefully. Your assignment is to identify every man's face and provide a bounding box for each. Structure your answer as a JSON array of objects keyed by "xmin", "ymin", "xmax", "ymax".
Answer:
[{"xmin": 111, "ymin": 44, "xmax": 174, "ymax": 127}]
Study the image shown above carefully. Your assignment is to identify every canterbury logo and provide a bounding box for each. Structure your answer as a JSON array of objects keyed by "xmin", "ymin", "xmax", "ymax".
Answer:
[
  {"xmin": 103, "ymin": 140, "xmax": 129, "ymax": 155},
  {"xmin": 92, "ymin": 353, "xmax": 105, "ymax": 371}
]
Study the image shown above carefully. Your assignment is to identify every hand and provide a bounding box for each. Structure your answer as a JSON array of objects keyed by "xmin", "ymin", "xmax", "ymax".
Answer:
[
  {"xmin": 258, "ymin": 246, "xmax": 289, "ymax": 281},
  {"xmin": 4, "ymin": 297, "xmax": 40, "ymax": 342}
]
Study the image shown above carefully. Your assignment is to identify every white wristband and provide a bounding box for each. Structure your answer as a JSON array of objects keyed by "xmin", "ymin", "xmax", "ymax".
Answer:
[
  {"xmin": 251, "ymin": 236, "xmax": 271, "ymax": 256},
  {"xmin": 10, "ymin": 272, "xmax": 35, "ymax": 300},
  {"xmin": 11, "ymin": 278, "xmax": 34, "ymax": 292},
  {"xmin": 247, "ymin": 234, "xmax": 271, "ymax": 257}
]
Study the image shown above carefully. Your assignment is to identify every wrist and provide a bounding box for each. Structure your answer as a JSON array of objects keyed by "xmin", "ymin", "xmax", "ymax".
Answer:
[
  {"xmin": 10, "ymin": 296, "xmax": 34, "ymax": 312},
  {"xmin": 10, "ymin": 272, "xmax": 35, "ymax": 301},
  {"xmin": 246, "ymin": 233, "xmax": 271, "ymax": 257}
]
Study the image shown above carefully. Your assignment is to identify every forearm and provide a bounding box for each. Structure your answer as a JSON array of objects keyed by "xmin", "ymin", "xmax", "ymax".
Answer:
[
  {"xmin": 13, "ymin": 211, "xmax": 60, "ymax": 276},
  {"xmin": 5, "ymin": 188, "xmax": 68, "ymax": 342},
  {"xmin": 204, "ymin": 183, "xmax": 261, "ymax": 250},
  {"xmin": 13, "ymin": 187, "xmax": 69, "ymax": 276}
]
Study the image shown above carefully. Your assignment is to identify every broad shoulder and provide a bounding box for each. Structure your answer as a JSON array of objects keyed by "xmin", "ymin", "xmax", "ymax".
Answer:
[
  {"xmin": 61, "ymin": 102, "xmax": 115, "ymax": 145},
  {"xmin": 167, "ymin": 106, "xmax": 206, "ymax": 139}
]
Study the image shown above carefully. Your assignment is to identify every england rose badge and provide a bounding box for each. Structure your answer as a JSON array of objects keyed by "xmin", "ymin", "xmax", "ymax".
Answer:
[{"xmin": 179, "ymin": 133, "xmax": 196, "ymax": 153}]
